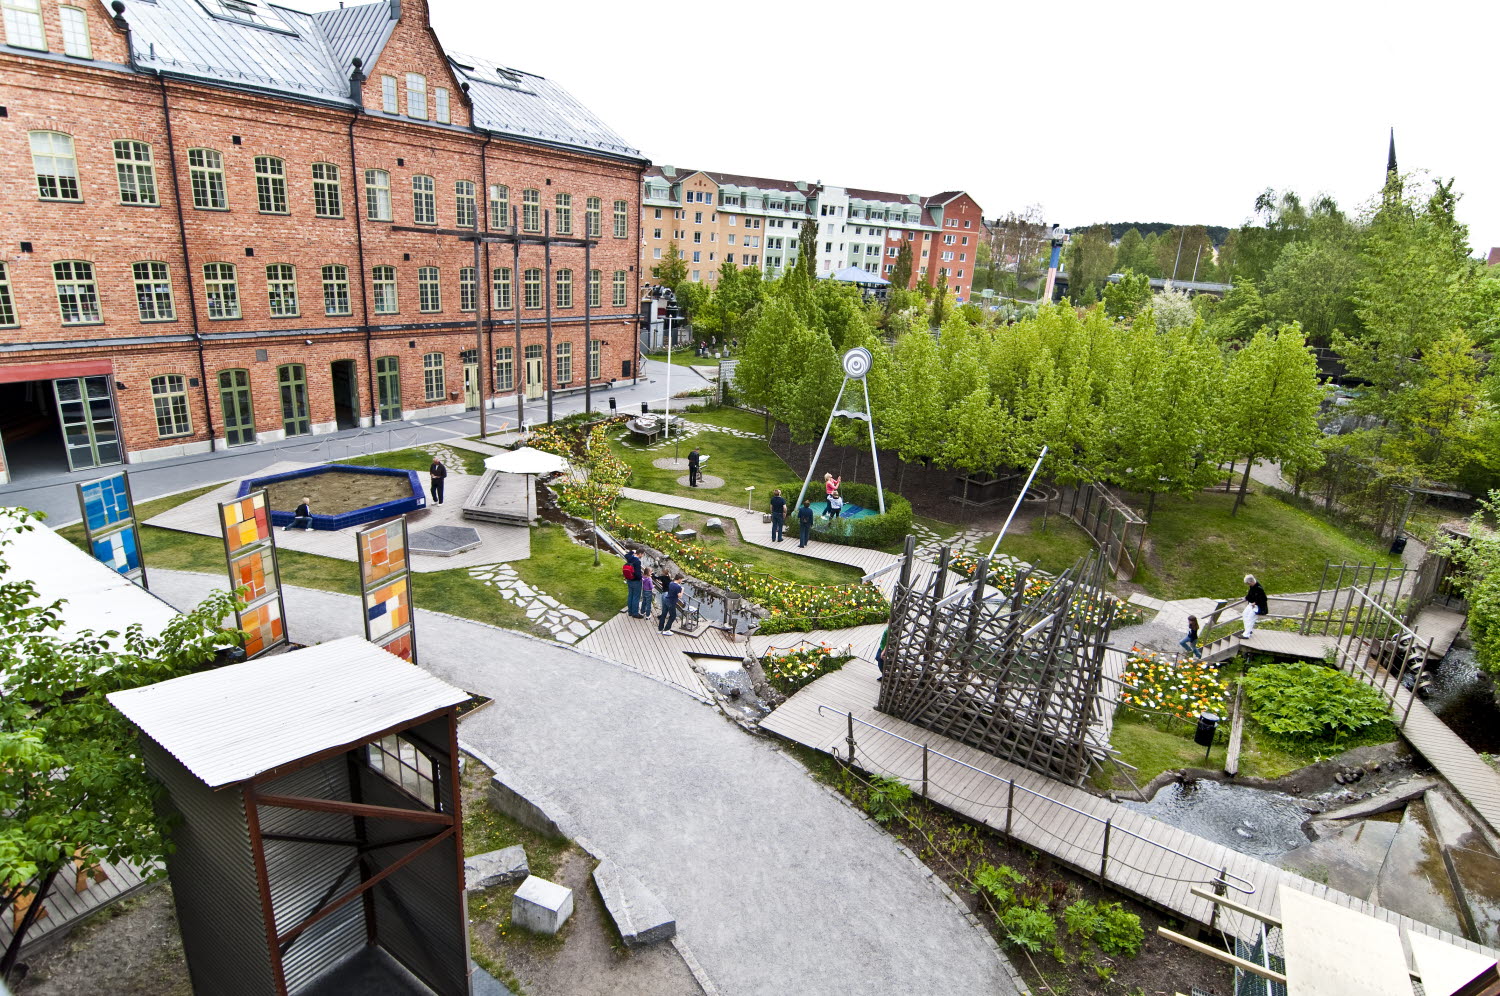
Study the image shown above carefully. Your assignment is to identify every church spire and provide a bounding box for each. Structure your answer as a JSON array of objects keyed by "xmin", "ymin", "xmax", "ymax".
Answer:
[{"xmin": 1386, "ymin": 128, "xmax": 1398, "ymax": 179}]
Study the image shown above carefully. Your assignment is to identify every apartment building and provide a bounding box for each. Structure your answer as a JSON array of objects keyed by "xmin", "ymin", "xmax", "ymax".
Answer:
[
  {"xmin": 641, "ymin": 166, "xmax": 982, "ymax": 301},
  {"xmin": 0, "ymin": 0, "xmax": 646, "ymax": 483}
]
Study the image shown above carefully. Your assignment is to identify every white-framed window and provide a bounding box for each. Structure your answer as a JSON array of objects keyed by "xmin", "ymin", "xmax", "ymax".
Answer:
[
  {"xmin": 3, "ymin": 0, "xmax": 45, "ymax": 50},
  {"xmin": 653, "ymin": 228, "xmax": 662, "ymax": 240},
  {"xmin": 381, "ymin": 75, "xmax": 398, "ymax": 113},
  {"xmin": 266, "ymin": 263, "xmax": 298, "ymax": 316},
  {"xmin": 613, "ymin": 199, "xmax": 628, "ymax": 238},
  {"xmin": 418, "ymin": 266, "xmax": 440, "ymax": 312},
  {"xmin": 652, "ymin": 248, "xmax": 661, "ymax": 259},
  {"xmin": 434, "ymin": 87, "xmax": 450, "ymax": 124},
  {"xmin": 489, "ymin": 184, "xmax": 509, "ymax": 228},
  {"xmin": 0, "ymin": 263, "xmax": 16, "ymax": 327},
  {"xmin": 405, "ymin": 73, "xmax": 427, "ymax": 119},
  {"xmin": 588, "ymin": 268, "xmax": 601, "ymax": 308},
  {"xmin": 59, "ymin": 5, "xmax": 90, "ymax": 57},
  {"xmin": 522, "ymin": 188, "xmax": 540, "ymax": 232},
  {"xmin": 589, "ymin": 339, "xmax": 601, "ymax": 380},
  {"xmin": 131, "ymin": 260, "xmax": 174, "ymax": 321},
  {"xmin": 30, "ymin": 131, "xmax": 79, "ymax": 201},
  {"xmin": 150, "ymin": 374, "xmax": 192, "ymax": 438},
  {"xmin": 411, "ymin": 175, "xmax": 435, "ymax": 224},
  {"xmin": 694, "ymin": 211, "xmax": 703, "ymax": 225},
  {"xmin": 52, "ymin": 260, "xmax": 99, "ymax": 323},
  {"xmin": 691, "ymin": 251, "xmax": 701, "ymax": 263},
  {"xmin": 459, "ymin": 266, "xmax": 476, "ymax": 311},
  {"xmin": 944, "ymin": 234, "xmax": 956, "ymax": 245},
  {"xmin": 494, "ymin": 345, "xmax": 513, "ymax": 391},
  {"xmin": 727, "ymin": 234, "xmax": 737, "ymax": 245},
  {"xmin": 321, "ymin": 264, "xmax": 351, "ymax": 316},
  {"xmin": 203, "ymin": 262, "xmax": 240, "ymax": 319},
  {"xmin": 367, "ymin": 735, "xmax": 438, "ymax": 809},
  {"xmin": 422, "ymin": 351, "xmax": 445, "ymax": 400},
  {"xmin": 523, "ymin": 268, "xmax": 541, "ymax": 308},
  {"xmin": 555, "ymin": 192, "xmax": 572, "ymax": 234},
  {"xmin": 612, "ymin": 270, "xmax": 626, "ymax": 307},
  {"xmin": 586, "ymin": 196, "xmax": 601, "ymax": 237},
  {"xmin": 555, "ymin": 268, "xmax": 572, "ymax": 308},
  {"xmin": 555, "ymin": 340, "xmax": 572, "ymax": 382},
  {"xmin": 492, "ymin": 267, "xmax": 512, "ymax": 309},
  {"xmin": 444, "ymin": 180, "xmax": 473, "ymax": 230},
  {"xmin": 188, "ymin": 148, "xmax": 226, "ymax": 209},
  {"xmin": 254, "ymin": 156, "xmax": 288, "ymax": 214},
  {"xmin": 312, "ymin": 162, "xmax": 342, "ymax": 217},
  {"xmin": 372, "ymin": 264, "xmax": 398, "ymax": 314},
  {"xmin": 364, "ymin": 168, "xmax": 391, "ymax": 221},
  {"xmin": 112, "ymin": 140, "xmax": 157, "ymax": 205}
]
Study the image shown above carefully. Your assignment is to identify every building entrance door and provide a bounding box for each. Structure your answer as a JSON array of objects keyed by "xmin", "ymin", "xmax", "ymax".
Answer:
[
  {"xmin": 376, "ymin": 356, "xmax": 402, "ymax": 422},
  {"xmin": 460, "ymin": 349, "xmax": 480, "ymax": 411},
  {"xmin": 331, "ymin": 359, "xmax": 359, "ymax": 430},
  {"xmin": 218, "ymin": 369, "xmax": 255, "ymax": 446},
  {"xmin": 524, "ymin": 345, "xmax": 544, "ymax": 401},
  {"xmin": 54, "ymin": 375, "xmax": 122, "ymax": 471}
]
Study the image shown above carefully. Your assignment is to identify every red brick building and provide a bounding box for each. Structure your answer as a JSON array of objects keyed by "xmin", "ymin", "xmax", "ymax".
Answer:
[
  {"xmin": 0, "ymin": 0, "xmax": 646, "ymax": 482},
  {"xmin": 879, "ymin": 191, "xmax": 985, "ymax": 302}
]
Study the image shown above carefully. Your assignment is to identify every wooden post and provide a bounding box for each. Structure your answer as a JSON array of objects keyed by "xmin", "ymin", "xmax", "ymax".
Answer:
[
  {"xmin": 1224, "ymin": 685, "xmax": 1246, "ymax": 777},
  {"xmin": 1005, "ymin": 779, "xmax": 1015, "ymax": 835},
  {"xmin": 845, "ymin": 711, "xmax": 857, "ymax": 767},
  {"xmin": 1099, "ymin": 819, "xmax": 1111, "ymax": 885}
]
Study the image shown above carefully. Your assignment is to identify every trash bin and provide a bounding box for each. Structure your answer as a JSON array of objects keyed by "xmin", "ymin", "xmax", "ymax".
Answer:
[
  {"xmin": 1193, "ymin": 713, "xmax": 1220, "ymax": 748},
  {"xmin": 1390, "ymin": 535, "xmax": 1407, "ymax": 556}
]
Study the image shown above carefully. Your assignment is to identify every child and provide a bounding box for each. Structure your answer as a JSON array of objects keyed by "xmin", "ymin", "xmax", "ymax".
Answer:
[
  {"xmin": 641, "ymin": 569, "xmax": 655, "ymax": 619},
  {"xmin": 288, "ymin": 496, "xmax": 313, "ymax": 530},
  {"xmin": 1180, "ymin": 615, "xmax": 1202, "ymax": 659},
  {"xmin": 826, "ymin": 492, "xmax": 843, "ymax": 520}
]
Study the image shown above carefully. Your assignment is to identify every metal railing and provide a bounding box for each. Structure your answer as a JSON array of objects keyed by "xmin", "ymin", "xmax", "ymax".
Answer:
[
  {"xmin": 1330, "ymin": 588, "xmax": 1430, "ymax": 732},
  {"xmin": 1200, "ymin": 596, "xmax": 1316, "ymax": 639},
  {"xmin": 816, "ymin": 706, "xmax": 1255, "ymax": 897}
]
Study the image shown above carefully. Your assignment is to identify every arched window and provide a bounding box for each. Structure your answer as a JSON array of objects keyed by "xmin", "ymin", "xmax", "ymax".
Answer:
[
  {"xmin": 613, "ymin": 199, "xmax": 628, "ymax": 238},
  {"xmin": 59, "ymin": 5, "xmax": 91, "ymax": 56},
  {"xmin": 372, "ymin": 265, "xmax": 398, "ymax": 314},
  {"xmin": 52, "ymin": 260, "xmax": 99, "ymax": 323},
  {"xmin": 455, "ymin": 180, "xmax": 476, "ymax": 228},
  {"xmin": 585, "ymin": 196, "xmax": 601, "ymax": 238},
  {"xmin": 612, "ymin": 270, "xmax": 627, "ymax": 308},
  {"xmin": 422, "ymin": 352, "xmax": 445, "ymax": 401},
  {"xmin": 321, "ymin": 264, "xmax": 351, "ymax": 315},
  {"xmin": 364, "ymin": 168, "xmax": 391, "ymax": 221},
  {"xmin": 523, "ymin": 268, "xmax": 541, "ymax": 309},
  {"xmin": 555, "ymin": 268, "xmax": 572, "ymax": 308},
  {"xmin": 554, "ymin": 193, "xmax": 572, "ymax": 235},
  {"xmin": 555, "ymin": 341, "xmax": 572, "ymax": 383},
  {"xmin": 30, "ymin": 131, "xmax": 79, "ymax": 201},
  {"xmin": 521, "ymin": 188, "xmax": 540, "ymax": 232},
  {"xmin": 188, "ymin": 148, "xmax": 227, "ymax": 209},
  {"xmin": 412, "ymin": 175, "xmax": 435, "ymax": 225},
  {"xmin": 203, "ymin": 262, "xmax": 239, "ymax": 318},
  {"xmin": 4, "ymin": 0, "xmax": 45, "ymax": 50},
  {"xmin": 418, "ymin": 266, "xmax": 440, "ymax": 312},
  {"xmin": 489, "ymin": 184, "xmax": 509, "ymax": 228},
  {"xmin": 405, "ymin": 73, "xmax": 427, "ymax": 119},
  {"xmin": 265, "ymin": 264, "xmax": 298, "ymax": 316},
  {"xmin": 131, "ymin": 261, "xmax": 174, "ymax": 321},
  {"xmin": 492, "ymin": 267, "xmax": 512, "ymax": 310},
  {"xmin": 459, "ymin": 267, "xmax": 476, "ymax": 312}
]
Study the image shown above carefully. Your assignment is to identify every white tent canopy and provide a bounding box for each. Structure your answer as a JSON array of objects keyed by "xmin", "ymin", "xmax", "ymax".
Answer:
[{"xmin": 482, "ymin": 446, "xmax": 570, "ymax": 475}]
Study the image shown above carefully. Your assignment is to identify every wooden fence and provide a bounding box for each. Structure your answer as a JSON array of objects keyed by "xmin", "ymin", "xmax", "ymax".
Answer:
[{"xmin": 1056, "ymin": 481, "xmax": 1146, "ymax": 580}]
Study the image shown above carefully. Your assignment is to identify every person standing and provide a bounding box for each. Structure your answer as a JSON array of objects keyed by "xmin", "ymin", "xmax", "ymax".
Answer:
[
  {"xmin": 826, "ymin": 492, "xmax": 844, "ymax": 520},
  {"xmin": 824, "ymin": 472, "xmax": 841, "ymax": 498},
  {"xmin": 623, "ymin": 546, "xmax": 644, "ymax": 618},
  {"xmin": 658, "ymin": 573, "xmax": 683, "ymax": 634},
  {"xmin": 1180, "ymin": 615, "xmax": 1202, "ymax": 659},
  {"xmin": 769, "ymin": 488, "xmax": 787, "ymax": 542},
  {"xmin": 641, "ymin": 570, "xmax": 656, "ymax": 619},
  {"xmin": 429, "ymin": 457, "xmax": 448, "ymax": 506},
  {"xmin": 1242, "ymin": 574, "xmax": 1268, "ymax": 638},
  {"xmin": 287, "ymin": 496, "xmax": 313, "ymax": 531},
  {"xmin": 687, "ymin": 447, "xmax": 701, "ymax": 487},
  {"xmin": 797, "ymin": 497, "xmax": 814, "ymax": 548}
]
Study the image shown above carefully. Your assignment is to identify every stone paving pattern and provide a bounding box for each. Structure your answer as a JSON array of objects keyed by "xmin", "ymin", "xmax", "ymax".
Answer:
[{"xmin": 466, "ymin": 562, "xmax": 600, "ymax": 644}]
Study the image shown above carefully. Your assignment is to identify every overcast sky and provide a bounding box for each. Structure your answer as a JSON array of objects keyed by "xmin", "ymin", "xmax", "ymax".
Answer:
[{"xmin": 289, "ymin": 0, "xmax": 1500, "ymax": 253}]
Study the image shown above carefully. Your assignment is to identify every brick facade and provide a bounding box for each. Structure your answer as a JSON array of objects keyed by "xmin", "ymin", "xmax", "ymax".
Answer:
[{"xmin": 0, "ymin": 0, "xmax": 645, "ymax": 482}]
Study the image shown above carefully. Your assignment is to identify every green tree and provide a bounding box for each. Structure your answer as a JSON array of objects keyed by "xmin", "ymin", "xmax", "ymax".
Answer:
[
  {"xmin": 0, "ymin": 510, "xmax": 242, "ymax": 978},
  {"xmin": 1219, "ymin": 324, "xmax": 1326, "ymax": 513},
  {"xmin": 796, "ymin": 218, "xmax": 819, "ymax": 284},
  {"xmin": 1065, "ymin": 224, "xmax": 1116, "ymax": 301},
  {"xmin": 1208, "ymin": 277, "xmax": 1271, "ymax": 343},
  {"xmin": 889, "ymin": 241, "xmax": 913, "ymax": 292},
  {"xmin": 1114, "ymin": 227, "xmax": 1154, "ymax": 276},
  {"xmin": 1380, "ymin": 330, "xmax": 1492, "ymax": 485},
  {"xmin": 1446, "ymin": 494, "xmax": 1500, "ymax": 676},
  {"xmin": 1102, "ymin": 271, "xmax": 1152, "ymax": 320},
  {"xmin": 653, "ymin": 240, "xmax": 688, "ymax": 287}
]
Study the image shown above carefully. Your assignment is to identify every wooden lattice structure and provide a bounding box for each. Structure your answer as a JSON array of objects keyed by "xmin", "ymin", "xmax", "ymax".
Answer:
[{"xmin": 876, "ymin": 544, "xmax": 1117, "ymax": 784}]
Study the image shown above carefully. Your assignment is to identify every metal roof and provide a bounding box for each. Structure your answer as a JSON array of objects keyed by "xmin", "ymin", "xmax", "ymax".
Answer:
[
  {"xmin": 108, "ymin": 636, "xmax": 468, "ymax": 789},
  {"xmin": 124, "ymin": 0, "xmax": 642, "ymax": 158}
]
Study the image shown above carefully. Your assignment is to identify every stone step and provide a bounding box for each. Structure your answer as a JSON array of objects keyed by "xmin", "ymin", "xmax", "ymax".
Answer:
[{"xmin": 592, "ymin": 858, "xmax": 676, "ymax": 948}]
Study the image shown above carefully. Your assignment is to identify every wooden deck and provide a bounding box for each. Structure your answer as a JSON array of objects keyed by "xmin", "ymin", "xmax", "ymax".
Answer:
[
  {"xmin": 761, "ymin": 659, "xmax": 1497, "ymax": 957},
  {"xmin": 0, "ymin": 859, "xmax": 155, "ymax": 955},
  {"xmin": 1200, "ymin": 629, "xmax": 1338, "ymax": 664}
]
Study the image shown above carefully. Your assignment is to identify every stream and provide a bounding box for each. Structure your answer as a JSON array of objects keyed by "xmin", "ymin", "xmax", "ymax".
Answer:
[
  {"xmin": 1422, "ymin": 648, "xmax": 1500, "ymax": 755},
  {"xmin": 1122, "ymin": 779, "xmax": 1313, "ymax": 857}
]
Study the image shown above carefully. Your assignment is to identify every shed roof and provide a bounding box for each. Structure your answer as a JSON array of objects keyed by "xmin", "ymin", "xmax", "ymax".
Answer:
[{"xmin": 109, "ymin": 636, "xmax": 467, "ymax": 789}]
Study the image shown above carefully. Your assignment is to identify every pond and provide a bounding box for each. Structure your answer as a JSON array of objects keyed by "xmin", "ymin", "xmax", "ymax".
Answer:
[{"xmin": 1123, "ymin": 779, "xmax": 1313, "ymax": 858}]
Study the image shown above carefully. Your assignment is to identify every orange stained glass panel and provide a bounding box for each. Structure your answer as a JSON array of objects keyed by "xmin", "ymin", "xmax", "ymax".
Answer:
[
  {"xmin": 379, "ymin": 631, "xmax": 414, "ymax": 661},
  {"xmin": 240, "ymin": 599, "xmax": 284, "ymax": 657},
  {"xmin": 359, "ymin": 520, "xmax": 407, "ymax": 584},
  {"xmin": 229, "ymin": 549, "xmax": 275, "ymax": 602}
]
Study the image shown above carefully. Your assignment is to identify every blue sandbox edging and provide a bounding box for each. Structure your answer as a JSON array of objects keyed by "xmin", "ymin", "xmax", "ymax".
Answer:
[{"xmin": 238, "ymin": 464, "xmax": 426, "ymax": 530}]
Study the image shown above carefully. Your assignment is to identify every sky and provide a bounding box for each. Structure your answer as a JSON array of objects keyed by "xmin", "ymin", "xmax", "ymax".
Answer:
[{"xmin": 284, "ymin": 0, "xmax": 1500, "ymax": 253}]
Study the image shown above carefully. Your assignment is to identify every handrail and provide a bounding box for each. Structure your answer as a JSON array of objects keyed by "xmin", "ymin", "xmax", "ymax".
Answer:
[{"xmin": 816, "ymin": 706, "xmax": 1256, "ymax": 896}]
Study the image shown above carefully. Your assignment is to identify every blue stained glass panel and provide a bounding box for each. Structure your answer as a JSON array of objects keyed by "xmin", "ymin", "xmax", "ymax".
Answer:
[
  {"xmin": 91, "ymin": 527, "xmax": 141, "ymax": 575},
  {"xmin": 81, "ymin": 474, "xmax": 132, "ymax": 532}
]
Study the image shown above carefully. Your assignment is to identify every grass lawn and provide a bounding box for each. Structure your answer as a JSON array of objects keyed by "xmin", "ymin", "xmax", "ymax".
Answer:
[
  {"xmin": 616, "ymin": 497, "xmax": 865, "ymax": 587},
  {"xmin": 680, "ymin": 406, "xmax": 768, "ymax": 436},
  {"xmin": 994, "ymin": 516, "xmax": 1096, "ymax": 575},
  {"xmin": 510, "ymin": 521, "xmax": 626, "ymax": 621},
  {"xmin": 610, "ymin": 427, "xmax": 796, "ymax": 501},
  {"xmin": 337, "ymin": 445, "xmax": 487, "ymax": 476},
  {"xmin": 1133, "ymin": 487, "xmax": 1400, "ymax": 601},
  {"xmin": 644, "ymin": 350, "xmax": 716, "ymax": 369}
]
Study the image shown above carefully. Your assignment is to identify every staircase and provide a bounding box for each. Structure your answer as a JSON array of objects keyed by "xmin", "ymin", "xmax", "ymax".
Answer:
[{"xmin": 1197, "ymin": 629, "xmax": 1339, "ymax": 665}]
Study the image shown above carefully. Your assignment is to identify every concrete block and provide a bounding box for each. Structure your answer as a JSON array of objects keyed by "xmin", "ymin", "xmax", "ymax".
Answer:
[
  {"xmin": 465, "ymin": 845, "xmax": 529, "ymax": 890},
  {"xmin": 674, "ymin": 528, "xmax": 697, "ymax": 541},
  {"xmin": 592, "ymin": 859, "xmax": 676, "ymax": 947},
  {"xmin": 656, "ymin": 513, "xmax": 681, "ymax": 532},
  {"xmin": 486, "ymin": 773, "xmax": 566, "ymax": 840},
  {"xmin": 704, "ymin": 517, "xmax": 724, "ymax": 531},
  {"xmin": 512, "ymin": 875, "xmax": 574, "ymax": 935}
]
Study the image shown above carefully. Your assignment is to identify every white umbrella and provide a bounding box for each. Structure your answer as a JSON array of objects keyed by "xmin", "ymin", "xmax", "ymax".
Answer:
[{"xmin": 482, "ymin": 446, "xmax": 570, "ymax": 475}]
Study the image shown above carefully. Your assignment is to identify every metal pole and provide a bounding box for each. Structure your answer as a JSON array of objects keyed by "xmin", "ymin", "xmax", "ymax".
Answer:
[
  {"xmin": 794, "ymin": 379, "xmax": 848, "ymax": 510},
  {"xmin": 845, "ymin": 711, "xmax": 856, "ymax": 767},
  {"xmin": 921, "ymin": 744, "xmax": 928, "ymax": 800},
  {"xmin": 1100, "ymin": 818, "xmax": 1111, "ymax": 884},
  {"xmin": 473, "ymin": 235, "xmax": 486, "ymax": 439},
  {"xmin": 544, "ymin": 211, "xmax": 554, "ymax": 425},
  {"xmin": 513, "ymin": 207, "xmax": 524, "ymax": 429},
  {"xmin": 584, "ymin": 238, "xmax": 592, "ymax": 415},
  {"xmin": 1005, "ymin": 779, "xmax": 1015, "ymax": 835},
  {"xmin": 664, "ymin": 308, "xmax": 673, "ymax": 438},
  {"xmin": 987, "ymin": 445, "xmax": 1048, "ymax": 560},
  {"xmin": 862, "ymin": 379, "xmax": 886, "ymax": 513}
]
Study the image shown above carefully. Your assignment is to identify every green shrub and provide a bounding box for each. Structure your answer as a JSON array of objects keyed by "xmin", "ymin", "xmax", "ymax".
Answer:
[
  {"xmin": 1062, "ymin": 900, "xmax": 1143, "ymax": 957},
  {"xmin": 777, "ymin": 481, "xmax": 913, "ymax": 549},
  {"xmin": 999, "ymin": 906, "xmax": 1058, "ymax": 953},
  {"xmin": 973, "ymin": 862, "xmax": 1027, "ymax": 907},
  {"xmin": 861, "ymin": 775, "xmax": 912, "ymax": 824},
  {"xmin": 1241, "ymin": 661, "xmax": 1391, "ymax": 737}
]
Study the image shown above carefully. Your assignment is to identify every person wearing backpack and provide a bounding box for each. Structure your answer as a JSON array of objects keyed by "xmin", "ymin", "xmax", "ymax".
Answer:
[{"xmin": 623, "ymin": 546, "xmax": 644, "ymax": 618}]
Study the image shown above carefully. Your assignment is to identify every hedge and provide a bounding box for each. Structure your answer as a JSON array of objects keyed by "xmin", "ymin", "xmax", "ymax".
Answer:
[{"xmin": 777, "ymin": 481, "xmax": 913, "ymax": 549}]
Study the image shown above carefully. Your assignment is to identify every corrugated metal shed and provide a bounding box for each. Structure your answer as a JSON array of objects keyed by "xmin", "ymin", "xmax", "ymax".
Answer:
[{"xmin": 109, "ymin": 636, "xmax": 467, "ymax": 788}]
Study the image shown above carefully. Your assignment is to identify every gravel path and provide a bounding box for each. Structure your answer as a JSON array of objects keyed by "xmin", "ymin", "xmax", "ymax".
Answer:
[{"xmin": 148, "ymin": 569, "xmax": 1020, "ymax": 996}]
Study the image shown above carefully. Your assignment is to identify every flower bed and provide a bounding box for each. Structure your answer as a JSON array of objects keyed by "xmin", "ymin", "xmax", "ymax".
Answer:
[
  {"xmin": 1119, "ymin": 648, "xmax": 1229, "ymax": 722},
  {"xmin": 948, "ymin": 555, "xmax": 1144, "ymax": 627},
  {"xmin": 759, "ymin": 643, "xmax": 854, "ymax": 695}
]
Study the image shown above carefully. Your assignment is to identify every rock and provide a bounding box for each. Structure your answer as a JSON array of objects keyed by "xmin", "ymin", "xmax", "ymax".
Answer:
[
  {"xmin": 512, "ymin": 875, "xmax": 574, "ymax": 936},
  {"xmin": 674, "ymin": 528, "xmax": 697, "ymax": 541},
  {"xmin": 656, "ymin": 513, "xmax": 681, "ymax": 532},
  {"xmin": 592, "ymin": 859, "xmax": 676, "ymax": 947},
  {"xmin": 704, "ymin": 517, "xmax": 724, "ymax": 531},
  {"xmin": 465, "ymin": 845, "xmax": 529, "ymax": 890}
]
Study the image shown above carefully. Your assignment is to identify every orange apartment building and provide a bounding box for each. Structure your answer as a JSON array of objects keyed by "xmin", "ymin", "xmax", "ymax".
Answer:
[{"xmin": 0, "ymin": 0, "xmax": 646, "ymax": 483}]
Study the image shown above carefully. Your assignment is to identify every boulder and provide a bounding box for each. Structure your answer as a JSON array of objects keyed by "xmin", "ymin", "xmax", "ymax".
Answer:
[
  {"xmin": 592, "ymin": 859, "xmax": 676, "ymax": 947},
  {"xmin": 656, "ymin": 513, "xmax": 681, "ymax": 532},
  {"xmin": 704, "ymin": 517, "xmax": 724, "ymax": 531},
  {"xmin": 465, "ymin": 845, "xmax": 529, "ymax": 891}
]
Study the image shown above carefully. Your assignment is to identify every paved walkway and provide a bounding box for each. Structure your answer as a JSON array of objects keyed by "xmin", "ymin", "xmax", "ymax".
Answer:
[{"xmin": 147, "ymin": 569, "xmax": 1022, "ymax": 996}]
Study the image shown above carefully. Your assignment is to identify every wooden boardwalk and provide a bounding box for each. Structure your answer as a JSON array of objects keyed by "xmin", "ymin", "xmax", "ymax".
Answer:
[
  {"xmin": 1200, "ymin": 629, "xmax": 1338, "ymax": 663},
  {"xmin": 762, "ymin": 659, "xmax": 1498, "ymax": 957},
  {"xmin": 0, "ymin": 859, "xmax": 154, "ymax": 955}
]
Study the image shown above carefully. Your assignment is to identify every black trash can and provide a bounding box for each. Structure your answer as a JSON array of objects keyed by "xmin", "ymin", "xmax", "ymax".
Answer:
[
  {"xmin": 1390, "ymin": 535, "xmax": 1408, "ymax": 556},
  {"xmin": 1193, "ymin": 712, "xmax": 1220, "ymax": 748}
]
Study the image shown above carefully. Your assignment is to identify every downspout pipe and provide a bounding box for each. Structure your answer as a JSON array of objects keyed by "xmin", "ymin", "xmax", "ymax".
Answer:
[{"xmin": 347, "ymin": 59, "xmax": 376, "ymax": 424}]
